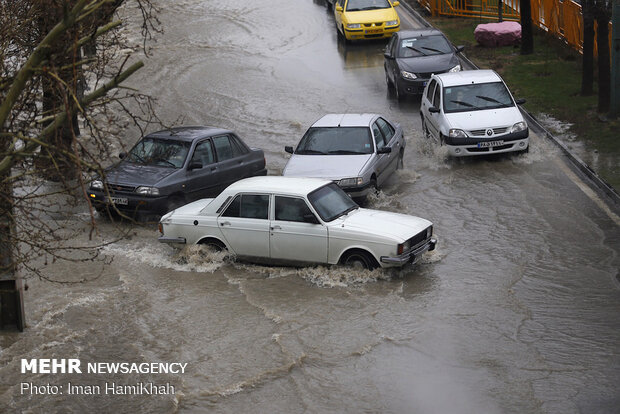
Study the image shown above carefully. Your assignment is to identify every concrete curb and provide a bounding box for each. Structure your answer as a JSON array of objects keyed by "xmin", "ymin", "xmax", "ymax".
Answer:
[{"xmin": 400, "ymin": 1, "xmax": 620, "ymax": 209}]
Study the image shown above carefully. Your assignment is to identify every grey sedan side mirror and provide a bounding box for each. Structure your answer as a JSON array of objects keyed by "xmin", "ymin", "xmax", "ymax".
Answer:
[
  {"xmin": 377, "ymin": 147, "xmax": 392, "ymax": 154},
  {"xmin": 429, "ymin": 107, "xmax": 440, "ymax": 113},
  {"xmin": 455, "ymin": 45, "xmax": 465, "ymax": 53},
  {"xmin": 188, "ymin": 161, "xmax": 202, "ymax": 170},
  {"xmin": 285, "ymin": 146, "xmax": 294, "ymax": 154}
]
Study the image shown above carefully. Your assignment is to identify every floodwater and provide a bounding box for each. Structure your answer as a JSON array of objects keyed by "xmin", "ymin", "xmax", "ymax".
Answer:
[{"xmin": 1, "ymin": 0, "xmax": 619, "ymax": 413}]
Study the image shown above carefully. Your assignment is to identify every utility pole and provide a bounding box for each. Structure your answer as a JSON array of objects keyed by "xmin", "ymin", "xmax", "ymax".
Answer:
[{"xmin": 610, "ymin": 1, "xmax": 620, "ymax": 118}]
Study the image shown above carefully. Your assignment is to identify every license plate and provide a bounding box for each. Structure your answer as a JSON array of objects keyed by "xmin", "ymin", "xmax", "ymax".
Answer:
[
  {"xmin": 478, "ymin": 140, "xmax": 504, "ymax": 148},
  {"xmin": 365, "ymin": 29, "xmax": 382, "ymax": 34},
  {"xmin": 107, "ymin": 196, "xmax": 128, "ymax": 205}
]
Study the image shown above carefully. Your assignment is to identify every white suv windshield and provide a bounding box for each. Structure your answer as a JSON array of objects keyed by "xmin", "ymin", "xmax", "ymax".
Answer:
[{"xmin": 443, "ymin": 81, "xmax": 514, "ymax": 113}]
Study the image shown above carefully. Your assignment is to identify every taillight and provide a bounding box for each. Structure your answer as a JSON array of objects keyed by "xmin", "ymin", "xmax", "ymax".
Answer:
[
  {"xmin": 158, "ymin": 222, "xmax": 163, "ymax": 235},
  {"xmin": 397, "ymin": 243, "xmax": 404, "ymax": 255}
]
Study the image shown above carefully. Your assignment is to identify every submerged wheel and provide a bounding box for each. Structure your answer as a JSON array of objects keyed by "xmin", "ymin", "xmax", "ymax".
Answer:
[
  {"xmin": 198, "ymin": 238, "xmax": 226, "ymax": 252},
  {"xmin": 422, "ymin": 118, "xmax": 432, "ymax": 140},
  {"xmin": 340, "ymin": 250, "xmax": 378, "ymax": 270}
]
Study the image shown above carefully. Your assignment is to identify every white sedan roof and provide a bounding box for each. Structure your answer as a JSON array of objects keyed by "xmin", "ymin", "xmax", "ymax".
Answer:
[
  {"xmin": 435, "ymin": 69, "xmax": 502, "ymax": 87},
  {"xmin": 223, "ymin": 176, "xmax": 332, "ymax": 196},
  {"xmin": 311, "ymin": 113, "xmax": 378, "ymax": 128}
]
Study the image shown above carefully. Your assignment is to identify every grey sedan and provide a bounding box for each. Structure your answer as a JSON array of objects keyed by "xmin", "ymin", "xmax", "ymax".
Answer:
[
  {"xmin": 282, "ymin": 113, "xmax": 405, "ymax": 199},
  {"xmin": 88, "ymin": 126, "xmax": 267, "ymax": 217}
]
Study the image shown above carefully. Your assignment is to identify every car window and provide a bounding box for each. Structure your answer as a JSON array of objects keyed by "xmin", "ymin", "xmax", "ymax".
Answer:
[
  {"xmin": 190, "ymin": 139, "xmax": 215, "ymax": 167},
  {"xmin": 372, "ymin": 122, "xmax": 386, "ymax": 150},
  {"xmin": 128, "ymin": 138, "xmax": 190, "ymax": 168},
  {"xmin": 346, "ymin": 0, "xmax": 390, "ymax": 11},
  {"xmin": 213, "ymin": 135, "xmax": 235, "ymax": 162},
  {"xmin": 443, "ymin": 81, "xmax": 514, "ymax": 113},
  {"xmin": 426, "ymin": 79, "xmax": 436, "ymax": 102},
  {"xmin": 396, "ymin": 35, "xmax": 453, "ymax": 58},
  {"xmin": 229, "ymin": 135, "xmax": 249, "ymax": 156},
  {"xmin": 308, "ymin": 183, "xmax": 359, "ymax": 222},
  {"xmin": 275, "ymin": 197, "xmax": 317, "ymax": 223},
  {"xmin": 295, "ymin": 127, "xmax": 373, "ymax": 155},
  {"xmin": 376, "ymin": 118, "xmax": 395, "ymax": 142},
  {"xmin": 222, "ymin": 194, "xmax": 269, "ymax": 219},
  {"xmin": 432, "ymin": 83, "xmax": 441, "ymax": 108}
]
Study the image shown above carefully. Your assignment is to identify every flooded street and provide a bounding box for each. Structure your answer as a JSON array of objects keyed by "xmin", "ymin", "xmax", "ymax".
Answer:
[{"xmin": 1, "ymin": 0, "xmax": 619, "ymax": 413}]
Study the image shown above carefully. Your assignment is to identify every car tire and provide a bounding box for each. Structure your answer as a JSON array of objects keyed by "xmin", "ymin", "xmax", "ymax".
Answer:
[
  {"xmin": 166, "ymin": 195, "xmax": 185, "ymax": 213},
  {"xmin": 394, "ymin": 85, "xmax": 404, "ymax": 102},
  {"xmin": 198, "ymin": 238, "xmax": 226, "ymax": 252},
  {"xmin": 397, "ymin": 149, "xmax": 404, "ymax": 169},
  {"xmin": 385, "ymin": 71, "xmax": 395, "ymax": 92},
  {"xmin": 341, "ymin": 250, "xmax": 378, "ymax": 270}
]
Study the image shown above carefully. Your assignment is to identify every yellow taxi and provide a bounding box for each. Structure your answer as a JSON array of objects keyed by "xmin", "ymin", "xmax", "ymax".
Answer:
[{"xmin": 334, "ymin": 0, "xmax": 400, "ymax": 42}]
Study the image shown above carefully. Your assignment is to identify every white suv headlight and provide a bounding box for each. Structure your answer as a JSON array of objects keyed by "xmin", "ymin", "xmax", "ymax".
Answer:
[
  {"xmin": 401, "ymin": 70, "xmax": 417, "ymax": 80},
  {"xmin": 136, "ymin": 186, "xmax": 160, "ymax": 196},
  {"xmin": 510, "ymin": 121, "xmax": 528, "ymax": 133},
  {"xmin": 449, "ymin": 64, "xmax": 461, "ymax": 73},
  {"xmin": 338, "ymin": 177, "xmax": 363, "ymax": 187},
  {"xmin": 449, "ymin": 129, "xmax": 468, "ymax": 138},
  {"xmin": 90, "ymin": 180, "xmax": 103, "ymax": 190}
]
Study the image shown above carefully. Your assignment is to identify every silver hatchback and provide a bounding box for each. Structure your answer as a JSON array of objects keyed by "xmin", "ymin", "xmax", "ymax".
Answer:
[{"xmin": 283, "ymin": 114, "xmax": 405, "ymax": 199}]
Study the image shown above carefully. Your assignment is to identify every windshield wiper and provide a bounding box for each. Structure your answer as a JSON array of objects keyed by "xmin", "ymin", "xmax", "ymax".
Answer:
[
  {"xmin": 129, "ymin": 153, "xmax": 147, "ymax": 164},
  {"xmin": 406, "ymin": 46, "xmax": 427, "ymax": 55},
  {"xmin": 422, "ymin": 46, "xmax": 444, "ymax": 54},
  {"xmin": 327, "ymin": 150, "xmax": 366, "ymax": 155},
  {"xmin": 359, "ymin": 6, "xmax": 385, "ymax": 10},
  {"xmin": 295, "ymin": 149, "xmax": 327, "ymax": 155},
  {"xmin": 339, "ymin": 206, "xmax": 359, "ymax": 218},
  {"xmin": 476, "ymin": 95, "xmax": 510, "ymax": 107},
  {"xmin": 450, "ymin": 100, "xmax": 479, "ymax": 109},
  {"xmin": 155, "ymin": 158, "xmax": 177, "ymax": 168}
]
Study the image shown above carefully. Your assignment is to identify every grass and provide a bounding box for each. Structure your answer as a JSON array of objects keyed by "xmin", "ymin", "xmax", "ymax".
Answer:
[{"xmin": 422, "ymin": 14, "xmax": 619, "ymax": 189}]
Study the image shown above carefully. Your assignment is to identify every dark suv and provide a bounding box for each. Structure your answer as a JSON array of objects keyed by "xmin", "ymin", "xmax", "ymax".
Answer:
[{"xmin": 88, "ymin": 126, "xmax": 267, "ymax": 217}]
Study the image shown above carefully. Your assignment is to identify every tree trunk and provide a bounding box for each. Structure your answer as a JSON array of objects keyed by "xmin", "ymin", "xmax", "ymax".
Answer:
[
  {"xmin": 595, "ymin": 4, "xmax": 611, "ymax": 113},
  {"xmin": 520, "ymin": 0, "xmax": 534, "ymax": 55},
  {"xmin": 582, "ymin": 0, "xmax": 595, "ymax": 96}
]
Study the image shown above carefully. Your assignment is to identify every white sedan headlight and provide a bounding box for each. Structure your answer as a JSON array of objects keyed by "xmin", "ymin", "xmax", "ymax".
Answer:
[
  {"xmin": 385, "ymin": 20, "xmax": 398, "ymax": 26},
  {"xmin": 510, "ymin": 121, "xmax": 528, "ymax": 133},
  {"xmin": 338, "ymin": 177, "xmax": 364, "ymax": 187},
  {"xmin": 346, "ymin": 23, "xmax": 361, "ymax": 29},
  {"xmin": 90, "ymin": 180, "xmax": 103, "ymax": 190},
  {"xmin": 449, "ymin": 64, "xmax": 461, "ymax": 73},
  {"xmin": 136, "ymin": 186, "xmax": 160, "ymax": 196},
  {"xmin": 449, "ymin": 129, "xmax": 468, "ymax": 138},
  {"xmin": 401, "ymin": 70, "xmax": 417, "ymax": 80}
]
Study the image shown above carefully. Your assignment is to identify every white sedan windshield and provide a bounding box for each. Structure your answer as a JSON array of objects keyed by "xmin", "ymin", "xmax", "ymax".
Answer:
[{"xmin": 308, "ymin": 183, "xmax": 359, "ymax": 222}]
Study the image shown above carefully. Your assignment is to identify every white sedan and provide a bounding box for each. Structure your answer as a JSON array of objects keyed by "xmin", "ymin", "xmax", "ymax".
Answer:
[{"xmin": 158, "ymin": 176, "xmax": 436, "ymax": 269}]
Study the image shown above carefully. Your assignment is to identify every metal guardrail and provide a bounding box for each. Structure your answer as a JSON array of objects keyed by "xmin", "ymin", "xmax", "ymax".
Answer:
[
  {"xmin": 401, "ymin": 0, "xmax": 620, "ymax": 208},
  {"xmin": 415, "ymin": 0, "xmax": 613, "ymax": 56}
]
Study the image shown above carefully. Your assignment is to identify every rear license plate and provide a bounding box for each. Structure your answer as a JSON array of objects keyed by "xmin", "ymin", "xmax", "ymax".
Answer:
[
  {"xmin": 365, "ymin": 29, "xmax": 382, "ymax": 34},
  {"xmin": 107, "ymin": 196, "xmax": 128, "ymax": 205},
  {"xmin": 478, "ymin": 140, "xmax": 504, "ymax": 148}
]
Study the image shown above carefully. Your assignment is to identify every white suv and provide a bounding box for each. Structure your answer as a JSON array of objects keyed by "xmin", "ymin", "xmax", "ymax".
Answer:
[{"xmin": 420, "ymin": 69, "xmax": 529, "ymax": 156}]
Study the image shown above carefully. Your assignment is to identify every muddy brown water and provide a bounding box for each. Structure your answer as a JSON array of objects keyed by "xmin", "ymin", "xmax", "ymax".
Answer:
[{"xmin": 1, "ymin": 1, "xmax": 619, "ymax": 413}]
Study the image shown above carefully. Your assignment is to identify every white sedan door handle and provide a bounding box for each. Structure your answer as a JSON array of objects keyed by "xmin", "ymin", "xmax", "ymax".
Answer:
[
  {"xmin": 220, "ymin": 221, "xmax": 231, "ymax": 226},
  {"xmin": 270, "ymin": 225, "xmax": 281, "ymax": 230}
]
